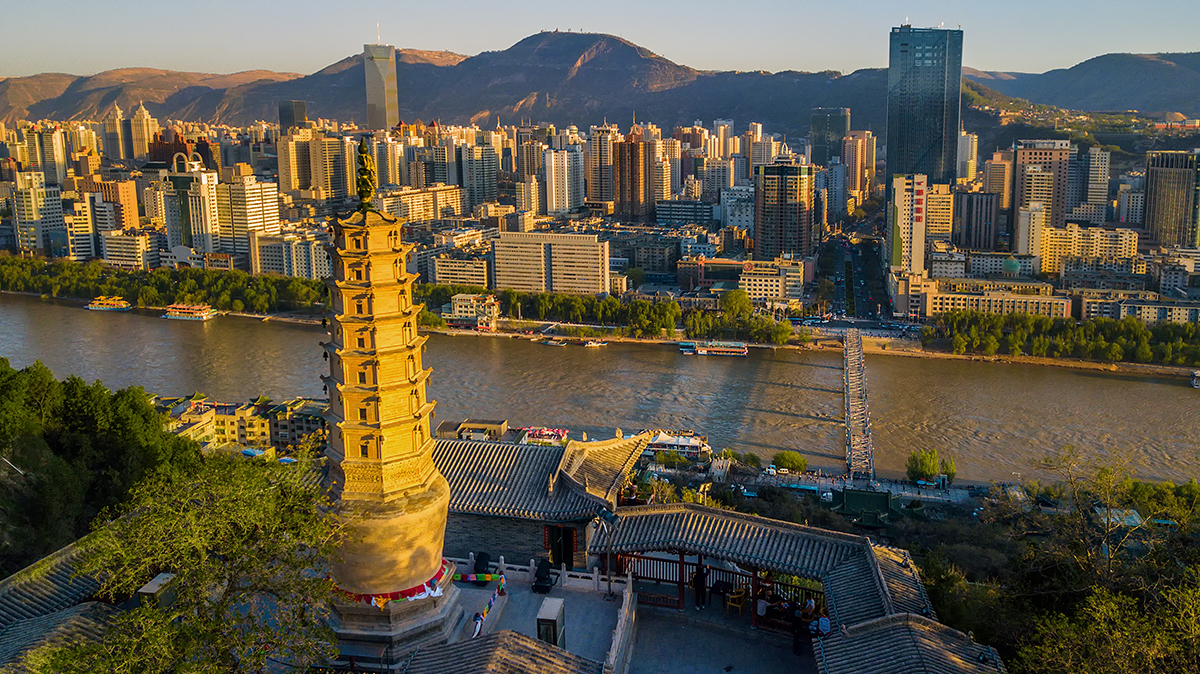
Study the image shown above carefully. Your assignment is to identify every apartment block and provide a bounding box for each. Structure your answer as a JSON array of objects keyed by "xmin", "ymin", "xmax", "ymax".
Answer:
[{"xmin": 492, "ymin": 231, "xmax": 609, "ymax": 295}]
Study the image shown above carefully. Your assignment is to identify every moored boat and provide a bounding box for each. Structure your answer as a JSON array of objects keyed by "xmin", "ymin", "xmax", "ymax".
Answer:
[
  {"xmin": 1193, "ymin": 371, "xmax": 1199, "ymax": 389},
  {"xmin": 583, "ymin": 340, "xmax": 607, "ymax": 347},
  {"xmin": 692, "ymin": 340, "xmax": 748, "ymax": 357},
  {"xmin": 161, "ymin": 304, "xmax": 218, "ymax": 321},
  {"xmin": 86, "ymin": 296, "xmax": 132, "ymax": 312},
  {"xmin": 542, "ymin": 339, "xmax": 568, "ymax": 347}
]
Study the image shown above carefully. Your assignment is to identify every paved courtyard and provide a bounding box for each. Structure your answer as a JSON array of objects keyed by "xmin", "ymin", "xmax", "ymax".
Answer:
[{"xmin": 628, "ymin": 606, "xmax": 818, "ymax": 674}]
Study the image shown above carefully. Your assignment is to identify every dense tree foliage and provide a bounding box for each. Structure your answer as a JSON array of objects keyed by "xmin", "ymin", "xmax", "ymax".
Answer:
[
  {"xmin": 0, "ymin": 359, "xmax": 200, "ymax": 576},
  {"xmin": 933, "ymin": 309, "xmax": 1200, "ymax": 365},
  {"xmin": 415, "ymin": 283, "xmax": 796, "ymax": 344},
  {"xmin": 772, "ymin": 451, "xmax": 808, "ymax": 472},
  {"xmin": 0, "ymin": 256, "xmax": 325, "ymax": 313},
  {"xmin": 30, "ymin": 446, "xmax": 344, "ymax": 673},
  {"xmin": 905, "ymin": 448, "xmax": 955, "ymax": 484}
]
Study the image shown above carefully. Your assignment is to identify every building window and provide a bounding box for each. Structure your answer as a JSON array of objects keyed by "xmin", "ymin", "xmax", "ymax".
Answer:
[
  {"xmin": 355, "ymin": 300, "xmax": 364, "ymax": 314},
  {"xmin": 360, "ymin": 442, "xmax": 369, "ymax": 458},
  {"xmin": 357, "ymin": 335, "xmax": 366, "ymax": 348},
  {"xmin": 354, "ymin": 268, "xmax": 363, "ymax": 281},
  {"xmin": 357, "ymin": 371, "xmax": 367, "ymax": 384},
  {"xmin": 358, "ymin": 408, "xmax": 368, "ymax": 421}
]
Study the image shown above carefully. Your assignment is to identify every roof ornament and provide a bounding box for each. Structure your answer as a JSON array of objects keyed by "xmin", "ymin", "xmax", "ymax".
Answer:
[{"xmin": 356, "ymin": 136, "xmax": 377, "ymax": 212}]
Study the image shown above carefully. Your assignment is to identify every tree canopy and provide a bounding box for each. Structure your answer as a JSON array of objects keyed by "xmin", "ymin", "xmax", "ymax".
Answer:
[{"xmin": 31, "ymin": 447, "xmax": 344, "ymax": 673}]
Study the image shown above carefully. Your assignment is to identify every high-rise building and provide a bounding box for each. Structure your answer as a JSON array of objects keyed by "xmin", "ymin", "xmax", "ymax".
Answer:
[
  {"xmin": 1014, "ymin": 140, "xmax": 1071, "ymax": 228},
  {"xmin": 586, "ymin": 125, "xmax": 620, "ymax": 203},
  {"xmin": 76, "ymin": 176, "xmax": 138, "ymax": 230},
  {"xmin": 983, "ymin": 150, "xmax": 1013, "ymax": 210},
  {"xmin": 517, "ymin": 140, "xmax": 545, "ymax": 181},
  {"xmin": 1015, "ymin": 202, "xmax": 1047, "ymax": 259},
  {"xmin": 164, "ymin": 156, "xmax": 220, "ymax": 253},
  {"xmin": 324, "ymin": 198, "xmax": 461, "ymax": 666},
  {"xmin": 310, "ymin": 137, "xmax": 353, "ymax": 201},
  {"xmin": 952, "ymin": 192, "xmax": 999, "ymax": 250},
  {"xmin": 842, "ymin": 131, "xmax": 877, "ymax": 200},
  {"xmin": 277, "ymin": 128, "xmax": 315, "ymax": 194},
  {"xmin": 1036, "ymin": 223, "xmax": 1138, "ymax": 274},
  {"xmin": 810, "ymin": 108, "xmax": 850, "ymax": 167},
  {"xmin": 14, "ymin": 171, "xmax": 65, "ymax": 255},
  {"xmin": 702, "ymin": 158, "xmax": 735, "ymax": 202},
  {"xmin": 887, "ymin": 174, "xmax": 929, "ymax": 276},
  {"xmin": 216, "ymin": 175, "xmax": 281, "ymax": 257},
  {"xmin": 753, "ymin": 159, "xmax": 816, "ymax": 260},
  {"xmin": 614, "ymin": 139, "xmax": 649, "ymax": 220},
  {"xmin": 1143, "ymin": 150, "xmax": 1200, "ymax": 248},
  {"xmin": 23, "ymin": 127, "xmax": 67, "ymax": 186},
  {"xmin": 461, "ymin": 145, "xmax": 498, "ymax": 210},
  {"xmin": 103, "ymin": 104, "xmax": 128, "ymax": 161},
  {"xmin": 543, "ymin": 147, "xmax": 584, "ymax": 215},
  {"xmin": 129, "ymin": 103, "xmax": 158, "ymax": 161},
  {"xmin": 516, "ymin": 176, "xmax": 541, "ymax": 215},
  {"xmin": 362, "ymin": 44, "xmax": 399, "ymax": 130},
  {"xmin": 492, "ymin": 231, "xmax": 610, "ymax": 294},
  {"xmin": 957, "ymin": 131, "xmax": 978, "ymax": 182},
  {"xmin": 886, "ymin": 26, "xmax": 964, "ymax": 185},
  {"xmin": 924, "ymin": 183, "xmax": 954, "ymax": 242},
  {"xmin": 278, "ymin": 100, "xmax": 308, "ymax": 136}
]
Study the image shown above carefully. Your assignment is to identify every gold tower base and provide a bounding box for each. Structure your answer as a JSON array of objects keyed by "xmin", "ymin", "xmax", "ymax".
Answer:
[{"xmin": 327, "ymin": 561, "xmax": 465, "ymax": 671}]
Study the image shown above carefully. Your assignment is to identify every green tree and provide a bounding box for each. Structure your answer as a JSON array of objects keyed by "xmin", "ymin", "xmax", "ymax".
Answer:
[
  {"xmin": 980, "ymin": 334, "xmax": 1000, "ymax": 356},
  {"xmin": 906, "ymin": 448, "xmax": 941, "ymax": 482},
  {"xmin": 951, "ymin": 333, "xmax": 968, "ymax": 355},
  {"xmin": 719, "ymin": 289, "xmax": 752, "ymax": 321},
  {"xmin": 740, "ymin": 452, "xmax": 762, "ymax": 468},
  {"xmin": 35, "ymin": 450, "xmax": 345, "ymax": 673},
  {"xmin": 624, "ymin": 267, "xmax": 647, "ymax": 289},
  {"xmin": 772, "ymin": 451, "xmax": 808, "ymax": 472},
  {"xmin": 939, "ymin": 456, "xmax": 956, "ymax": 485},
  {"xmin": 920, "ymin": 326, "xmax": 936, "ymax": 349}
]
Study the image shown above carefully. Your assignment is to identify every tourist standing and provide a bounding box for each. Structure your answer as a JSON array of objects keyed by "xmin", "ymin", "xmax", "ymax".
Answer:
[{"xmin": 692, "ymin": 564, "xmax": 708, "ymax": 610}]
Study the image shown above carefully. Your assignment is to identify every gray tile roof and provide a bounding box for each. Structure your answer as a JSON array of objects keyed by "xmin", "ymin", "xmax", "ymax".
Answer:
[
  {"xmin": 814, "ymin": 613, "xmax": 1007, "ymax": 674},
  {"xmin": 0, "ymin": 602, "xmax": 118, "ymax": 670},
  {"xmin": 402, "ymin": 629, "xmax": 604, "ymax": 674},
  {"xmin": 872, "ymin": 545, "xmax": 936, "ymax": 619},
  {"xmin": 822, "ymin": 553, "xmax": 888, "ymax": 628},
  {"xmin": 432, "ymin": 434, "xmax": 649, "ymax": 521},
  {"xmin": 592, "ymin": 504, "xmax": 869, "ymax": 577},
  {"xmin": 0, "ymin": 541, "xmax": 97, "ymax": 632}
]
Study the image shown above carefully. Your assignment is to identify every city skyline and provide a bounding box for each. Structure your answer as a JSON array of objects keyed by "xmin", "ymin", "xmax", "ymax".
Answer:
[{"xmin": 3, "ymin": 0, "xmax": 1198, "ymax": 78}]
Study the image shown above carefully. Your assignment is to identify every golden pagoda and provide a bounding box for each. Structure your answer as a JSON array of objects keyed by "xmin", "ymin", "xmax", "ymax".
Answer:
[{"xmin": 323, "ymin": 138, "xmax": 462, "ymax": 665}]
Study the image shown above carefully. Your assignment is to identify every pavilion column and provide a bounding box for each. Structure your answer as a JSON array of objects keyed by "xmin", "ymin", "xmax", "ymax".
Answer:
[
  {"xmin": 750, "ymin": 568, "xmax": 759, "ymax": 629},
  {"xmin": 677, "ymin": 550, "xmax": 685, "ymax": 610}
]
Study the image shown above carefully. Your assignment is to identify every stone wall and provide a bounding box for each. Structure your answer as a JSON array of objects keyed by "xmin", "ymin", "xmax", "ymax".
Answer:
[{"xmin": 444, "ymin": 512, "xmax": 589, "ymax": 570}]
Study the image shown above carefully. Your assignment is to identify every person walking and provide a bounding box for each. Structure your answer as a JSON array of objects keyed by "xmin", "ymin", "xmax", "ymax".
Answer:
[{"xmin": 692, "ymin": 564, "xmax": 708, "ymax": 610}]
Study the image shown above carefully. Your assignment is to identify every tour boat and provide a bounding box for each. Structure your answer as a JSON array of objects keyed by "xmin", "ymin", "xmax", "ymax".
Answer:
[
  {"xmin": 86, "ymin": 296, "xmax": 132, "ymax": 312},
  {"xmin": 583, "ymin": 340, "xmax": 608, "ymax": 347},
  {"xmin": 1193, "ymin": 371, "xmax": 1199, "ymax": 389},
  {"xmin": 542, "ymin": 339, "xmax": 568, "ymax": 347},
  {"xmin": 161, "ymin": 304, "xmax": 218, "ymax": 321},
  {"xmin": 690, "ymin": 341, "xmax": 748, "ymax": 357}
]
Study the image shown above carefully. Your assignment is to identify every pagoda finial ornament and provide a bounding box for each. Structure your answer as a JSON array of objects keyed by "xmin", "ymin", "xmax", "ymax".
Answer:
[{"xmin": 356, "ymin": 136, "xmax": 377, "ymax": 211}]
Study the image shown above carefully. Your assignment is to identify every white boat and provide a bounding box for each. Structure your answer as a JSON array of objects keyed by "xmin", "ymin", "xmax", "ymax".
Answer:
[{"xmin": 1192, "ymin": 371, "xmax": 1199, "ymax": 389}]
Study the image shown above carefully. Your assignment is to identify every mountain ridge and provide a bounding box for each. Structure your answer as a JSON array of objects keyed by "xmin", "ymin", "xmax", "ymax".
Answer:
[{"xmin": 2, "ymin": 32, "xmax": 1198, "ymax": 134}]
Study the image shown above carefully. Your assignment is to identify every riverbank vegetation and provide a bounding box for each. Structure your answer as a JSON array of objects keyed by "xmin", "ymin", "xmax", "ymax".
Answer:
[
  {"xmin": 905, "ymin": 448, "xmax": 956, "ymax": 484},
  {"xmin": 0, "ymin": 359, "xmax": 201, "ymax": 576},
  {"xmin": 415, "ymin": 284, "xmax": 798, "ymax": 345},
  {"xmin": 923, "ymin": 309, "xmax": 1200, "ymax": 366},
  {"xmin": 0, "ymin": 256, "xmax": 324, "ymax": 313}
]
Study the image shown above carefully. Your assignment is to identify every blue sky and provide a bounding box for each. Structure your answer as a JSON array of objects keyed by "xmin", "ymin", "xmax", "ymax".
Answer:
[{"xmin": 3, "ymin": 0, "xmax": 1197, "ymax": 77}]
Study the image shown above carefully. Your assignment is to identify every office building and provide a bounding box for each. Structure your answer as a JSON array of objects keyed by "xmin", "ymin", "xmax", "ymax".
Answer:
[
  {"xmin": 376, "ymin": 185, "xmax": 465, "ymax": 222},
  {"xmin": 586, "ymin": 124, "xmax": 620, "ymax": 203},
  {"xmin": 1144, "ymin": 150, "xmax": 1200, "ymax": 248},
  {"xmin": 64, "ymin": 197, "xmax": 97, "ymax": 261},
  {"xmin": 277, "ymin": 128, "xmax": 315, "ymax": 194},
  {"xmin": 952, "ymin": 192, "xmax": 999, "ymax": 250},
  {"xmin": 1015, "ymin": 202, "xmax": 1047, "ymax": 259},
  {"xmin": 216, "ymin": 175, "xmax": 281, "ymax": 256},
  {"xmin": 103, "ymin": 104, "xmax": 128, "ymax": 161},
  {"xmin": 309, "ymin": 136, "xmax": 353, "ymax": 201},
  {"xmin": 164, "ymin": 157, "xmax": 220, "ymax": 253},
  {"xmin": 1036, "ymin": 223, "xmax": 1138, "ymax": 274},
  {"xmin": 543, "ymin": 147, "xmax": 585, "ymax": 215},
  {"xmin": 614, "ymin": 139, "xmax": 650, "ymax": 220},
  {"xmin": 983, "ymin": 150, "xmax": 1014, "ymax": 211},
  {"xmin": 886, "ymin": 26, "xmax": 963, "ymax": 185},
  {"xmin": 923, "ymin": 183, "xmax": 954, "ymax": 242},
  {"xmin": 887, "ymin": 174, "xmax": 928, "ymax": 276},
  {"xmin": 492, "ymin": 231, "xmax": 609, "ymax": 295},
  {"xmin": 754, "ymin": 160, "xmax": 816, "ymax": 260},
  {"xmin": 702, "ymin": 158, "xmax": 735, "ymax": 202},
  {"xmin": 461, "ymin": 144, "xmax": 499, "ymax": 210},
  {"xmin": 23, "ymin": 127, "xmax": 67, "ymax": 185},
  {"xmin": 810, "ymin": 108, "xmax": 850, "ymax": 167},
  {"xmin": 75, "ymin": 176, "xmax": 138, "ymax": 230},
  {"xmin": 1014, "ymin": 140, "xmax": 1071, "ymax": 228},
  {"xmin": 100, "ymin": 227, "xmax": 162, "ymax": 270},
  {"xmin": 249, "ymin": 226, "xmax": 331, "ymax": 279},
  {"xmin": 842, "ymin": 131, "xmax": 877, "ymax": 200},
  {"xmin": 129, "ymin": 103, "xmax": 157, "ymax": 161},
  {"xmin": 957, "ymin": 131, "xmax": 977, "ymax": 182},
  {"xmin": 363, "ymin": 43, "xmax": 399, "ymax": 130},
  {"xmin": 279, "ymin": 100, "xmax": 308, "ymax": 135},
  {"xmin": 14, "ymin": 171, "xmax": 65, "ymax": 255},
  {"xmin": 431, "ymin": 255, "xmax": 490, "ymax": 288}
]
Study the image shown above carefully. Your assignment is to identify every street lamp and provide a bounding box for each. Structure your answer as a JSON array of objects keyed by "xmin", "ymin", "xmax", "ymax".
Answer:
[{"xmin": 597, "ymin": 507, "xmax": 621, "ymax": 601}]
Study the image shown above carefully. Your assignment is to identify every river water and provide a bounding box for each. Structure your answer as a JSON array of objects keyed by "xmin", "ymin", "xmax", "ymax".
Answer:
[{"xmin": 1, "ymin": 292, "xmax": 1196, "ymax": 484}]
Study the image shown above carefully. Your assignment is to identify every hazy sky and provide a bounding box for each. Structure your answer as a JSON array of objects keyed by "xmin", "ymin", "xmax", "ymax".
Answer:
[{"xmin": 3, "ymin": 0, "xmax": 1197, "ymax": 78}]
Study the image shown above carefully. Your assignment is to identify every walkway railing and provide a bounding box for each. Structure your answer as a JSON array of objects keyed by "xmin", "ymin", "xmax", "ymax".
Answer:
[{"xmin": 843, "ymin": 329, "xmax": 875, "ymax": 480}]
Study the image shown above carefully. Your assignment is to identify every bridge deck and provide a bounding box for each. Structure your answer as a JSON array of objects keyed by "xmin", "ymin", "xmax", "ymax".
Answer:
[{"xmin": 843, "ymin": 329, "xmax": 875, "ymax": 480}]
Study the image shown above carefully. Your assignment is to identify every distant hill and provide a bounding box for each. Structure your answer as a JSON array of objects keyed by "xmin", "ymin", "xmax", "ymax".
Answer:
[
  {"xmin": 964, "ymin": 53, "xmax": 1200, "ymax": 117},
  {"xmin": 0, "ymin": 32, "xmax": 891, "ymax": 138}
]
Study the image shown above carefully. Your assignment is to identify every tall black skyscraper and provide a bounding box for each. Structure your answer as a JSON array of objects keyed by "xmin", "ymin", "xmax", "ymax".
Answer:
[
  {"xmin": 278, "ymin": 100, "xmax": 307, "ymax": 136},
  {"xmin": 886, "ymin": 25, "xmax": 963, "ymax": 185},
  {"xmin": 810, "ymin": 108, "xmax": 850, "ymax": 167}
]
